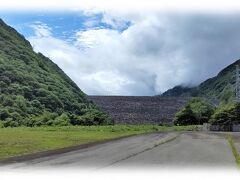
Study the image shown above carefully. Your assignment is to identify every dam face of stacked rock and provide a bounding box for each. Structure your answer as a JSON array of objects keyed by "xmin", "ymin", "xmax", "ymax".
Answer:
[{"xmin": 88, "ymin": 96, "xmax": 189, "ymax": 124}]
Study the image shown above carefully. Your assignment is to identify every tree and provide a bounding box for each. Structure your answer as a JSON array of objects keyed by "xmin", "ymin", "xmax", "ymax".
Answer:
[
  {"xmin": 174, "ymin": 105, "xmax": 197, "ymax": 125},
  {"xmin": 0, "ymin": 108, "xmax": 10, "ymax": 120},
  {"xmin": 174, "ymin": 98, "xmax": 215, "ymax": 125},
  {"xmin": 189, "ymin": 98, "xmax": 215, "ymax": 124},
  {"xmin": 0, "ymin": 18, "xmax": 110, "ymax": 127},
  {"xmin": 210, "ymin": 102, "xmax": 240, "ymax": 125}
]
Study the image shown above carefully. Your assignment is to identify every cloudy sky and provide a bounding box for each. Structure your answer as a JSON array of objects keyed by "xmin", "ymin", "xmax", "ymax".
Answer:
[{"xmin": 1, "ymin": 9, "xmax": 240, "ymax": 95}]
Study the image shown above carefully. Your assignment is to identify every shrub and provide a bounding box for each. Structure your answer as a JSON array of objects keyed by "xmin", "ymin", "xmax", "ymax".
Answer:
[
  {"xmin": 3, "ymin": 118, "xmax": 19, "ymax": 127},
  {"xmin": 70, "ymin": 109, "xmax": 113, "ymax": 126},
  {"xmin": 210, "ymin": 102, "xmax": 240, "ymax": 125},
  {"xmin": 174, "ymin": 98, "xmax": 215, "ymax": 125},
  {"xmin": 53, "ymin": 113, "xmax": 70, "ymax": 126},
  {"xmin": 0, "ymin": 108, "xmax": 10, "ymax": 120},
  {"xmin": 25, "ymin": 112, "xmax": 58, "ymax": 127},
  {"xmin": 0, "ymin": 121, "xmax": 4, "ymax": 128},
  {"xmin": 9, "ymin": 111, "xmax": 21, "ymax": 121}
]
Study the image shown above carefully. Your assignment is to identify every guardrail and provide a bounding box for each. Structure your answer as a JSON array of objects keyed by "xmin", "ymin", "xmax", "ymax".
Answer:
[{"xmin": 203, "ymin": 123, "xmax": 240, "ymax": 132}]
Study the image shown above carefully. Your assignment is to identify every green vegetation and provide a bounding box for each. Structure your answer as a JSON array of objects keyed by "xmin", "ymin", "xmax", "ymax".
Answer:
[
  {"xmin": 174, "ymin": 98, "xmax": 215, "ymax": 125},
  {"xmin": 162, "ymin": 59, "xmax": 238, "ymax": 104},
  {"xmin": 174, "ymin": 98, "xmax": 240, "ymax": 125},
  {"xmin": 0, "ymin": 19, "xmax": 111, "ymax": 127},
  {"xmin": 164, "ymin": 58, "xmax": 240, "ymax": 125},
  {"xmin": 162, "ymin": 85, "xmax": 197, "ymax": 97},
  {"xmin": 228, "ymin": 135, "xmax": 240, "ymax": 168},
  {"xmin": 210, "ymin": 102, "xmax": 240, "ymax": 125},
  {"xmin": 0, "ymin": 125, "xmax": 199, "ymax": 159}
]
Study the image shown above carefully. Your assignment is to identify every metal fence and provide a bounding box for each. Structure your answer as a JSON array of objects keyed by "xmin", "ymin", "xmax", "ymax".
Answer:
[{"xmin": 210, "ymin": 124, "xmax": 232, "ymax": 131}]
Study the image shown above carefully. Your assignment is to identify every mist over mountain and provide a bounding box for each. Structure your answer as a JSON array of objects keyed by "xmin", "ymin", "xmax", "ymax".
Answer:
[{"xmin": 162, "ymin": 59, "xmax": 239, "ymax": 103}]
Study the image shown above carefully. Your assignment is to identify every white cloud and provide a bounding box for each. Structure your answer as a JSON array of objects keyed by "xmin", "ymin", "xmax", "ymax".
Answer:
[
  {"xmin": 101, "ymin": 12, "xmax": 130, "ymax": 30},
  {"xmin": 74, "ymin": 28, "xmax": 121, "ymax": 49},
  {"xmin": 30, "ymin": 21, "xmax": 52, "ymax": 37},
  {"xmin": 28, "ymin": 13, "xmax": 240, "ymax": 95}
]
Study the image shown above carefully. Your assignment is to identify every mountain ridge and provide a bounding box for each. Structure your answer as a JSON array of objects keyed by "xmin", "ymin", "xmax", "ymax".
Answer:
[
  {"xmin": 0, "ymin": 18, "xmax": 109, "ymax": 126},
  {"xmin": 162, "ymin": 59, "xmax": 240, "ymax": 103}
]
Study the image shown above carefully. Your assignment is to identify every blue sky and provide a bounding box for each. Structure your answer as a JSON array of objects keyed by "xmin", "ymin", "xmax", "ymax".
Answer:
[
  {"xmin": 0, "ymin": 12, "xmax": 130, "ymax": 41},
  {"xmin": 1, "ymin": 12, "xmax": 240, "ymax": 96}
]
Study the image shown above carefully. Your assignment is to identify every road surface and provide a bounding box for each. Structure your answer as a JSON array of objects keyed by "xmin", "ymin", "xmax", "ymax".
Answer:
[{"xmin": 1, "ymin": 132, "xmax": 236, "ymax": 169}]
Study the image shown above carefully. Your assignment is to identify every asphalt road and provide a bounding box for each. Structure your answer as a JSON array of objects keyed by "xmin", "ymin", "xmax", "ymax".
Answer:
[{"xmin": 2, "ymin": 132, "xmax": 236, "ymax": 169}]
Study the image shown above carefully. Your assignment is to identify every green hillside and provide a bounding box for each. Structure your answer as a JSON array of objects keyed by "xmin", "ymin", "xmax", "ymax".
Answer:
[
  {"xmin": 0, "ymin": 19, "xmax": 110, "ymax": 127},
  {"xmin": 162, "ymin": 59, "xmax": 240, "ymax": 103}
]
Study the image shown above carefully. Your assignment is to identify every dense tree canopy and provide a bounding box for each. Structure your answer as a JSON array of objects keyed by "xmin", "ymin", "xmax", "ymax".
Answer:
[
  {"xmin": 210, "ymin": 103, "xmax": 240, "ymax": 125},
  {"xmin": 0, "ymin": 19, "xmax": 112, "ymax": 127},
  {"xmin": 174, "ymin": 98, "xmax": 215, "ymax": 125}
]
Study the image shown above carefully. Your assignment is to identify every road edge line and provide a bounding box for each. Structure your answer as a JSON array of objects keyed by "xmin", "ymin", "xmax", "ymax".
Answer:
[{"xmin": 227, "ymin": 135, "xmax": 240, "ymax": 168}]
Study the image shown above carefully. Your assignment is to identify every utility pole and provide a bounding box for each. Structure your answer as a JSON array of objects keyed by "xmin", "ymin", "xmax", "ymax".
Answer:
[{"xmin": 236, "ymin": 65, "xmax": 240, "ymax": 102}]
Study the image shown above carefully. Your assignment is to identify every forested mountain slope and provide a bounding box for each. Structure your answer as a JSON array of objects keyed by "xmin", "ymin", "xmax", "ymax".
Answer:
[
  {"xmin": 162, "ymin": 59, "xmax": 239, "ymax": 104},
  {"xmin": 0, "ymin": 18, "xmax": 109, "ymax": 127}
]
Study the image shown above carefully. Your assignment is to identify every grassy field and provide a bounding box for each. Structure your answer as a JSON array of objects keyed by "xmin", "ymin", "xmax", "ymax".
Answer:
[{"xmin": 0, "ymin": 125, "xmax": 200, "ymax": 159}]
